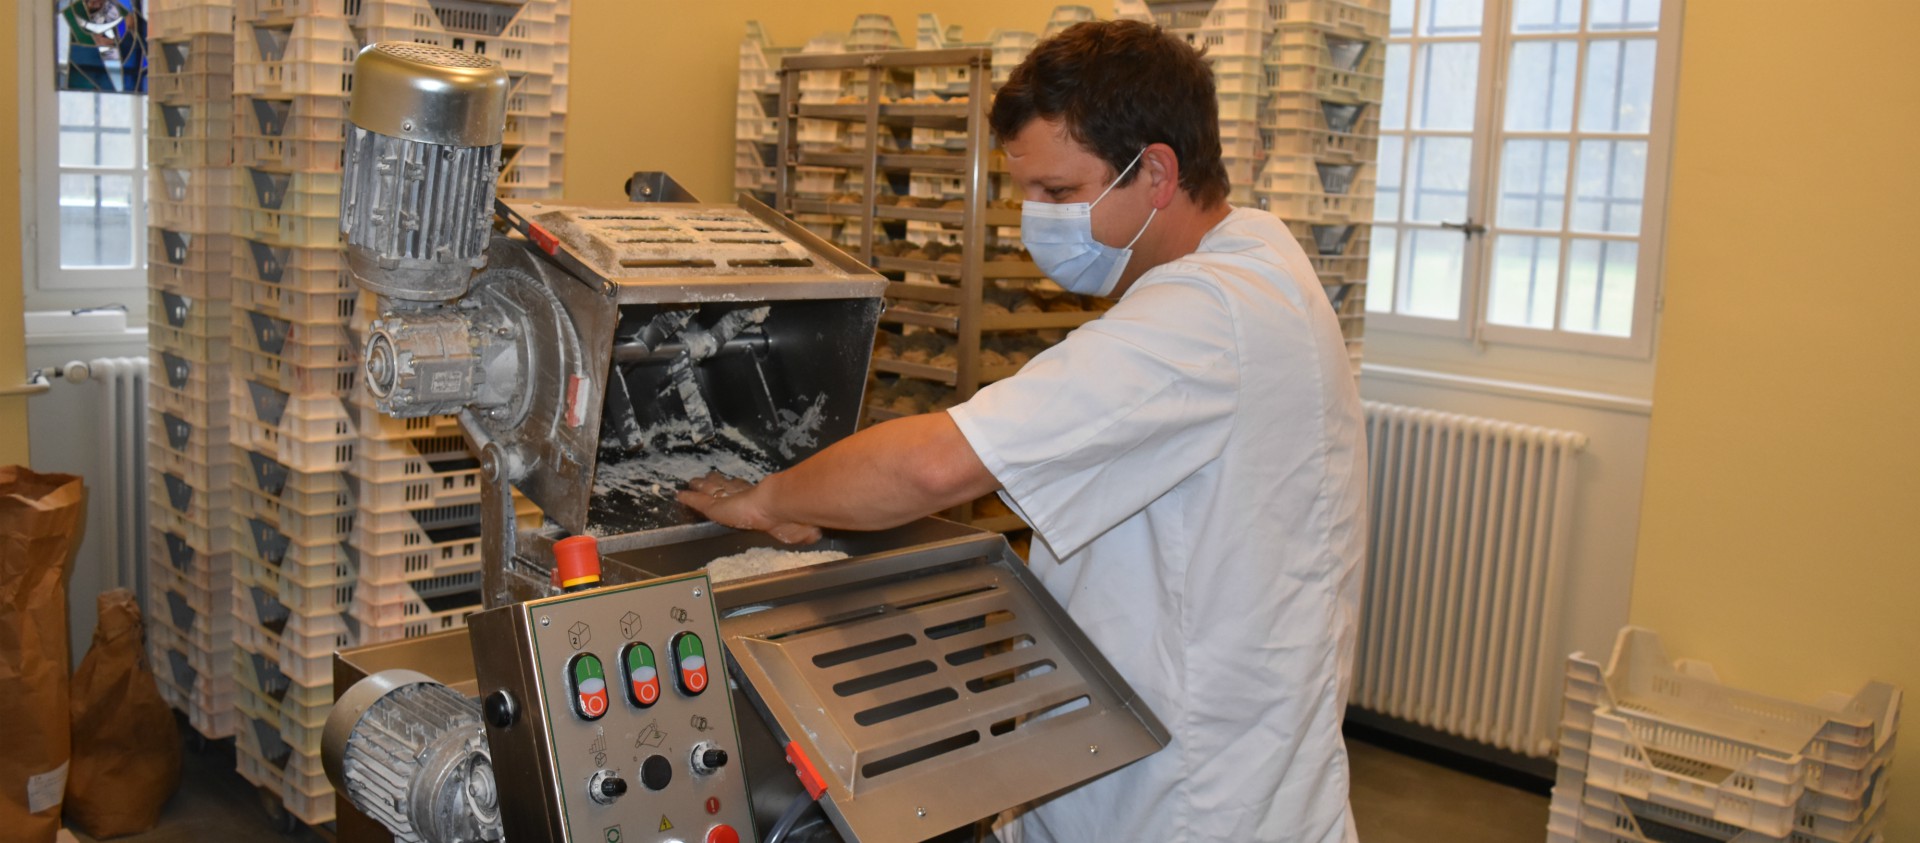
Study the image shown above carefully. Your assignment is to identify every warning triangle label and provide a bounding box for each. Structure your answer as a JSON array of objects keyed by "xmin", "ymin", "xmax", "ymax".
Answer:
[{"xmin": 659, "ymin": 815, "xmax": 674, "ymax": 832}]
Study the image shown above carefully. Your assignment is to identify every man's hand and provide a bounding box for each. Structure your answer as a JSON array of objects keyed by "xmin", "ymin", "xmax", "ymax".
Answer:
[{"xmin": 677, "ymin": 472, "xmax": 823, "ymax": 545}]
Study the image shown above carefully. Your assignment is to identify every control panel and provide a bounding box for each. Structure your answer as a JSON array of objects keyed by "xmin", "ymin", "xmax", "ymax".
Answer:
[{"xmin": 471, "ymin": 572, "xmax": 756, "ymax": 843}]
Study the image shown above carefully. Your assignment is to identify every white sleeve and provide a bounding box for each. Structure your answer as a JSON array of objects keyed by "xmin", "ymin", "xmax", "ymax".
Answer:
[{"xmin": 947, "ymin": 276, "xmax": 1239, "ymax": 558}]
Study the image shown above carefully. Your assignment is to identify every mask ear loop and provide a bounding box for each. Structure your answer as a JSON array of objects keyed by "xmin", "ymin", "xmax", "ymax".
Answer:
[{"xmin": 1090, "ymin": 147, "xmax": 1150, "ymax": 208}]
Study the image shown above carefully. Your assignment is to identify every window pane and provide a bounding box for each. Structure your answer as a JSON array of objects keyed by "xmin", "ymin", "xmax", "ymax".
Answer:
[
  {"xmin": 1406, "ymin": 136, "xmax": 1473, "ymax": 224},
  {"xmin": 59, "ymin": 174, "xmax": 137, "ymax": 269},
  {"xmin": 1418, "ymin": 0, "xmax": 1484, "ymax": 36},
  {"xmin": 1504, "ymin": 41, "xmax": 1578, "ymax": 131},
  {"xmin": 1580, "ymin": 39, "xmax": 1658, "ymax": 133},
  {"xmin": 1512, "ymin": 0, "xmax": 1581, "ymax": 33},
  {"xmin": 1390, "ymin": 0, "xmax": 1414, "ymax": 36},
  {"xmin": 1375, "ymin": 135, "xmax": 1405, "ymax": 222},
  {"xmin": 1590, "ymin": 0, "xmax": 1661, "ymax": 32},
  {"xmin": 1497, "ymin": 139, "xmax": 1569, "ymax": 229},
  {"xmin": 1367, "ymin": 231, "xmax": 1398, "ymax": 313},
  {"xmin": 58, "ymin": 91, "xmax": 138, "ymax": 169},
  {"xmin": 1487, "ymin": 235, "xmax": 1561, "ymax": 328},
  {"xmin": 1563, "ymin": 239, "xmax": 1637, "ymax": 335},
  {"xmin": 1400, "ymin": 228, "xmax": 1465, "ymax": 319},
  {"xmin": 1382, "ymin": 43, "xmax": 1411, "ymax": 131},
  {"xmin": 1571, "ymin": 139, "xmax": 1646, "ymax": 233},
  {"xmin": 1412, "ymin": 43, "xmax": 1480, "ymax": 131}
]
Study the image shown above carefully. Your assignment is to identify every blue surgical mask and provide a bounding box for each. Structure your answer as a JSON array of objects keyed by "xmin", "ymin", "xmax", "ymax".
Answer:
[{"xmin": 1020, "ymin": 148, "xmax": 1158, "ymax": 297}]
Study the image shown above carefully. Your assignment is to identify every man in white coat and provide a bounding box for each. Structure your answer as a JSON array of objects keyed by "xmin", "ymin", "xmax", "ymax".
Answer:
[{"xmin": 683, "ymin": 19, "xmax": 1367, "ymax": 843}]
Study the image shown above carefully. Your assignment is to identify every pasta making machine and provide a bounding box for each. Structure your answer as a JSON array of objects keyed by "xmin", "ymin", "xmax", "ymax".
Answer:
[{"xmin": 319, "ymin": 43, "xmax": 1167, "ymax": 843}]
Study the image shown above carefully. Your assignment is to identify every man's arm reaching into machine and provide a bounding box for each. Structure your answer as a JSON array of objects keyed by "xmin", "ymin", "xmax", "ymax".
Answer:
[{"xmin": 677, "ymin": 411, "xmax": 1000, "ymax": 545}]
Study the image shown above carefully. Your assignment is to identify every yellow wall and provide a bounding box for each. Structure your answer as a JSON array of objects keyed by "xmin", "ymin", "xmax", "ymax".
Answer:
[
  {"xmin": 0, "ymin": 5, "xmax": 28, "ymax": 466},
  {"xmin": 1634, "ymin": 1, "xmax": 1920, "ymax": 837},
  {"xmin": 565, "ymin": 0, "xmax": 1057, "ymax": 203}
]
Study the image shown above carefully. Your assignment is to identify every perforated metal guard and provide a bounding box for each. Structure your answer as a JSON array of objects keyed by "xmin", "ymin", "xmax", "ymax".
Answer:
[
  {"xmin": 528, "ymin": 205, "xmax": 861, "ymax": 279},
  {"xmin": 718, "ymin": 546, "xmax": 1168, "ymax": 842},
  {"xmin": 375, "ymin": 41, "xmax": 495, "ymax": 68}
]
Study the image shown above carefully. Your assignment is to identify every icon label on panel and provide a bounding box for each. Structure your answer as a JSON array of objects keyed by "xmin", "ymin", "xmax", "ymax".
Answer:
[
  {"xmin": 569, "ymin": 621, "xmax": 593, "ymax": 650},
  {"xmin": 620, "ymin": 611, "xmax": 642, "ymax": 640},
  {"xmin": 659, "ymin": 815, "xmax": 674, "ymax": 832},
  {"xmin": 571, "ymin": 654, "xmax": 610, "ymax": 720},
  {"xmin": 603, "ymin": 825, "xmax": 622, "ymax": 843}
]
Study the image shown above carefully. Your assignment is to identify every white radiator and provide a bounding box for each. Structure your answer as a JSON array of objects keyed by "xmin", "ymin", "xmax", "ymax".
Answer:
[
  {"xmin": 1354, "ymin": 401, "xmax": 1587, "ymax": 758},
  {"xmin": 58, "ymin": 357, "xmax": 151, "ymax": 597}
]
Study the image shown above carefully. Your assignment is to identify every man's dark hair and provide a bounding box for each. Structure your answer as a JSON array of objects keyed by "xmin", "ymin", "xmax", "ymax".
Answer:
[{"xmin": 990, "ymin": 19, "xmax": 1230, "ymax": 208}]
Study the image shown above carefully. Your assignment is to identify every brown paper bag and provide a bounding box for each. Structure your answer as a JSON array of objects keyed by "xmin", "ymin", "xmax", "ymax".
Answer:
[
  {"xmin": 65, "ymin": 589, "xmax": 182, "ymax": 838},
  {"xmin": 0, "ymin": 467, "xmax": 87, "ymax": 843}
]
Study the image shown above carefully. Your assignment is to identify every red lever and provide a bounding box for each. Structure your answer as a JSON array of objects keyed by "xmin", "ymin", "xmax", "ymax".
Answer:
[
  {"xmin": 784, "ymin": 741, "xmax": 827, "ymax": 800},
  {"xmin": 529, "ymin": 222, "xmax": 560, "ymax": 255}
]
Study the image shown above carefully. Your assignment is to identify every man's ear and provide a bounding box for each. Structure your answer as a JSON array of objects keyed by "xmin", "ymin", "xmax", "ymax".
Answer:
[{"xmin": 1145, "ymin": 143, "xmax": 1181, "ymax": 209}]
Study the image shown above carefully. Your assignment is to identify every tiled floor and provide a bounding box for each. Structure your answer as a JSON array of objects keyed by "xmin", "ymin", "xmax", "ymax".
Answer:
[{"xmin": 72, "ymin": 717, "xmax": 1551, "ymax": 842}]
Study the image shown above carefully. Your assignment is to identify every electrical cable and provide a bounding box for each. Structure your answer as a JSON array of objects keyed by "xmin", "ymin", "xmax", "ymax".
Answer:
[{"xmin": 763, "ymin": 789, "xmax": 817, "ymax": 843}]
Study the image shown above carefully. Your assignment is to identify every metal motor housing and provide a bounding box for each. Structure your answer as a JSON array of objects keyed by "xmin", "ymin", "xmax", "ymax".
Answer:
[
  {"xmin": 340, "ymin": 42, "xmax": 508, "ymax": 302},
  {"xmin": 322, "ymin": 670, "xmax": 504, "ymax": 843}
]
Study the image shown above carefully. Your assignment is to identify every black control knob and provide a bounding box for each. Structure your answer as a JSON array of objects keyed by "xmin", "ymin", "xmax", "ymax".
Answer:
[
  {"xmin": 483, "ymin": 690, "xmax": 517, "ymax": 729},
  {"xmin": 701, "ymin": 748, "xmax": 728, "ymax": 770},
  {"xmin": 640, "ymin": 754, "xmax": 674, "ymax": 791},
  {"xmin": 587, "ymin": 769, "xmax": 626, "ymax": 805}
]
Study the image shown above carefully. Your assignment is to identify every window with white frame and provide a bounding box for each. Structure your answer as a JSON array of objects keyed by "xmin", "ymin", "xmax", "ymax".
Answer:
[
  {"xmin": 1368, "ymin": 0, "xmax": 1678, "ymax": 356},
  {"xmin": 23, "ymin": 1, "xmax": 150, "ymax": 309}
]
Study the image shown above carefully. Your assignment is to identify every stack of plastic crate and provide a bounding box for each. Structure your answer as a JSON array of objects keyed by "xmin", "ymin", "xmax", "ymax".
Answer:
[
  {"xmin": 227, "ymin": 0, "xmax": 362, "ymax": 826},
  {"xmin": 1547, "ymin": 628, "xmax": 1898, "ymax": 843},
  {"xmin": 1259, "ymin": 0, "xmax": 1385, "ymax": 375},
  {"xmin": 354, "ymin": 0, "xmax": 567, "ymax": 199},
  {"xmin": 146, "ymin": 0, "xmax": 240, "ymax": 743},
  {"xmin": 548, "ymin": 0, "xmax": 570, "ymax": 196}
]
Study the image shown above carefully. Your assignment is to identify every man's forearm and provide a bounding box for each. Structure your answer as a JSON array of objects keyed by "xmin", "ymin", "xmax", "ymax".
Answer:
[{"xmin": 757, "ymin": 411, "xmax": 999, "ymax": 530}]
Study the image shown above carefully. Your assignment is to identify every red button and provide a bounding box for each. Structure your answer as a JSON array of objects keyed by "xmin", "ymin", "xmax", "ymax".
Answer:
[
  {"xmin": 705, "ymin": 796, "xmax": 721, "ymax": 815},
  {"xmin": 705, "ymin": 824, "xmax": 739, "ymax": 843}
]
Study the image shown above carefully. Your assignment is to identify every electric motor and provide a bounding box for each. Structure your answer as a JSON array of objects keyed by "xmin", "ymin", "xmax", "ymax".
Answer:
[
  {"xmin": 322, "ymin": 670, "xmax": 504, "ymax": 843},
  {"xmin": 339, "ymin": 43, "xmax": 509, "ymax": 302}
]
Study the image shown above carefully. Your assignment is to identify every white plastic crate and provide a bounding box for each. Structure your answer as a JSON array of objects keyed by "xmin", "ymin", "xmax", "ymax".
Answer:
[
  {"xmin": 233, "ymin": 345, "xmax": 360, "ymax": 397},
  {"xmin": 234, "ymin": 634, "xmax": 332, "ymax": 710},
  {"xmin": 148, "ymin": 624, "xmax": 239, "ymax": 739},
  {"xmin": 150, "ymin": 577, "xmax": 236, "ymax": 657},
  {"xmin": 149, "ymin": 522, "xmax": 232, "ymax": 580},
  {"xmin": 237, "ymin": 0, "xmax": 357, "ymax": 23},
  {"xmin": 151, "ymin": 344, "xmax": 228, "ymax": 395},
  {"xmin": 234, "ymin": 568, "xmax": 354, "ymax": 645},
  {"xmin": 349, "ymin": 397, "xmax": 462, "ymax": 441},
  {"xmin": 149, "ymin": 2, "xmax": 237, "ymax": 39},
  {"xmin": 351, "ymin": 567, "xmax": 481, "ymax": 622},
  {"xmin": 234, "ymin": 135, "xmax": 350, "ymax": 172},
  {"xmin": 1263, "ymin": 92, "xmax": 1377, "ymax": 137},
  {"xmin": 147, "ymin": 70, "xmax": 235, "ymax": 105},
  {"xmin": 1550, "ymin": 628, "xmax": 1900, "ymax": 843},
  {"xmin": 234, "ymin": 276, "xmax": 358, "ymax": 323},
  {"xmin": 1260, "ymin": 154, "xmax": 1375, "ymax": 197},
  {"xmin": 151, "ymin": 487, "xmax": 235, "ymax": 546},
  {"xmin": 232, "ymin": 377, "xmax": 354, "ymax": 436},
  {"xmin": 236, "ymin": 237, "xmax": 349, "ymax": 286},
  {"xmin": 148, "ymin": 197, "xmax": 233, "ymax": 238},
  {"xmin": 1265, "ymin": 61, "xmax": 1385, "ymax": 105},
  {"xmin": 1265, "ymin": 127, "xmax": 1379, "ymax": 164},
  {"xmin": 349, "ymin": 519, "xmax": 485, "ymax": 585},
  {"xmin": 149, "ymin": 323, "xmax": 235, "ymax": 366},
  {"xmin": 234, "ymin": 206, "xmax": 346, "ymax": 248},
  {"xmin": 150, "ymin": 164, "xmax": 234, "ymax": 208},
  {"xmin": 1287, "ymin": 219, "xmax": 1371, "ymax": 257},
  {"xmin": 235, "ymin": 310, "xmax": 357, "ymax": 367},
  {"xmin": 237, "ymin": 94, "xmax": 351, "ymax": 140},
  {"xmin": 149, "ymin": 412, "xmax": 231, "ymax": 470},
  {"xmin": 235, "ymin": 504, "xmax": 355, "ymax": 568},
  {"xmin": 148, "ymin": 289, "xmax": 228, "ymax": 338},
  {"xmin": 351, "ymin": 466, "xmax": 485, "ymax": 512},
  {"xmin": 151, "ymin": 460, "xmax": 234, "ymax": 517},
  {"xmin": 1566, "ymin": 784, "xmax": 1885, "ymax": 843},
  {"xmin": 151, "ymin": 227, "xmax": 233, "ymax": 273},
  {"xmin": 234, "ymin": 447, "xmax": 355, "ymax": 511},
  {"xmin": 236, "ymin": 166, "xmax": 345, "ymax": 215},
  {"xmin": 231, "ymin": 416, "xmax": 357, "ymax": 473},
  {"xmin": 237, "ymin": 547, "xmax": 353, "ymax": 616},
  {"xmin": 235, "ymin": 481, "xmax": 355, "ymax": 540},
  {"xmin": 151, "ymin": 33, "xmax": 236, "ymax": 76},
  {"xmin": 1270, "ymin": 25, "xmax": 1384, "ymax": 76},
  {"xmin": 1272, "ymin": 0, "xmax": 1390, "ymax": 39}
]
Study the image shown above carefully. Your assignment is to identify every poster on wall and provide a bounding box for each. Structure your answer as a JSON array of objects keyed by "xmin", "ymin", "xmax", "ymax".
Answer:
[{"xmin": 56, "ymin": 0, "xmax": 147, "ymax": 93}]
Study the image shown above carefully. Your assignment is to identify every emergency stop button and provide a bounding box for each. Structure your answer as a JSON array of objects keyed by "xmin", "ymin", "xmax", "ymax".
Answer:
[
  {"xmin": 705, "ymin": 824, "xmax": 740, "ymax": 843},
  {"xmin": 671, "ymin": 632, "xmax": 709, "ymax": 696},
  {"xmin": 568, "ymin": 653, "xmax": 609, "ymax": 720}
]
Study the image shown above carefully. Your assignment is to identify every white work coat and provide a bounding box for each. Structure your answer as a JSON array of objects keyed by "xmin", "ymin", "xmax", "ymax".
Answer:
[{"xmin": 948, "ymin": 207, "xmax": 1367, "ymax": 843}]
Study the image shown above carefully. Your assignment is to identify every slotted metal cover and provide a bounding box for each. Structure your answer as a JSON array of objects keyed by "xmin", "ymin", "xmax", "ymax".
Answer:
[{"xmin": 719, "ymin": 545, "xmax": 1168, "ymax": 842}]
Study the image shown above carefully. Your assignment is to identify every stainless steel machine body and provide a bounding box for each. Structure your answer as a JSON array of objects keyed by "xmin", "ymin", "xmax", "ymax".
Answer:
[{"xmin": 326, "ymin": 41, "xmax": 1169, "ymax": 843}]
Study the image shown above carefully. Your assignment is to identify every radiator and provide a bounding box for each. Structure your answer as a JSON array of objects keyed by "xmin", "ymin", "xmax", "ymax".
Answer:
[
  {"xmin": 1354, "ymin": 401, "xmax": 1587, "ymax": 758},
  {"xmin": 59, "ymin": 357, "xmax": 151, "ymax": 597}
]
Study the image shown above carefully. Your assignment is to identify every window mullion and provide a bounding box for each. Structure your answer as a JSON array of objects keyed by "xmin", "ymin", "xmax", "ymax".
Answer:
[
  {"xmin": 1463, "ymin": 0, "xmax": 1511, "ymax": 339},
  {"xmin": 1553, "ymin": 18, "xmax": 1593, "ymax": 333}
]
